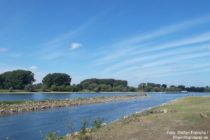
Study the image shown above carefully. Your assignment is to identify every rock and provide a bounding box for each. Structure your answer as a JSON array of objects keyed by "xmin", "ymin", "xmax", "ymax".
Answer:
[
  {"xmin": 163, "ymin": 109, "xmax": 167, "ymax": 113},
  {"xmin": 200, "ymin": 113, "xmax": 209, "ymax": 118},
  {"xmin": 102, "ymin": 123, "xmax": 107, "ymax": 126}
]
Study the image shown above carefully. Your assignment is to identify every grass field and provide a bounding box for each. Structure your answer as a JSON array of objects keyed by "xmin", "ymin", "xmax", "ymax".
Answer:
[{"xmin": 65, "ymin": 96, "xmax": 210, "ymax": 140}]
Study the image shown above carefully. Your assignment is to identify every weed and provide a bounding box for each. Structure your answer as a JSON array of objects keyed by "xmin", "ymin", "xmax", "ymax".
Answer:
[
  {"xmin": 43, "ymin": 132, "xmax": 59, "ymax": 140},
  {"xmin": 92, "ymin": 117, "xmax": 104, "ymax": 129}
]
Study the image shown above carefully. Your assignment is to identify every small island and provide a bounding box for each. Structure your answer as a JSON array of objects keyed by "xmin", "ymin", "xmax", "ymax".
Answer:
[{"xmin": 0, "ymin": 94, "xmax": 147, "ymax": 116}]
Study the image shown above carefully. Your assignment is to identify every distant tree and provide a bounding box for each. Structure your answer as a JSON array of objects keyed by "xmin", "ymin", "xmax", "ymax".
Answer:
[
  {"xmin": 0, "ymin": 75, "xmax": 3, "ymax": 89},
  {"xmin": 178, "ymin": 85, "xmax": 185, "ymax": 90},
  {"xmin": 24, "ymin": 84, "xmax": 36, "ymax": 92},
  {"xmin": 1, "ymin": 70, "xmax": 35, "ymax": 89},
  {"xmin": 127, "ymin": 86, "xmax": 137, "ymax": 92},
  {"xmin": 138, "ymin": 83, "xmax": 146, "ymax": 90},
  {"xmin": 42, "ymin": 73, "xmax": 71, "ymax": 88},
  {"xmin": 33, "ymin": 83, "xmax": 43, "ymax": 89},
  {"xmin": 79, "ymin": 78, "xmax": 128, "ymax": 92},
  {"xmin": 161, "ymin": 84, "xmax": 167, "ymax": 88}
]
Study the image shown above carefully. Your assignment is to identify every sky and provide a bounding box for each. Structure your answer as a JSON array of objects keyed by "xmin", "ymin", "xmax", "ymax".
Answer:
[{"xmin": 0, "ymin": 0, "xmax": 210, "ymax": 87}]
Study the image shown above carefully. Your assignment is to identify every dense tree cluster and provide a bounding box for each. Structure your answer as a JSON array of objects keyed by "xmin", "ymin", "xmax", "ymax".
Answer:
[
  {"xmin": 0, "ymin": 70, "xmax": 35, "ymax": 89},
  {"xmin": 138, "ymin": 82, "xmax": 210, "ymax": 92},
  {"xmin": 0, "ymin": 69, "xmax": 210, "ymax": 92},
  {"xmin": 79, "ymin": 78, "xmax": 129, "ymax": 92},
  {"xmin": 42, "ymin": 73, "xmax": 71, "ymax": 88}
]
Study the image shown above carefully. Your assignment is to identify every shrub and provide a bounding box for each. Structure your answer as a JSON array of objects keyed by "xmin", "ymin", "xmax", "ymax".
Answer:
[
  {"xmin": 24, "ymin": 84, "xmax": 35, "ymax": 92},
  {"xmin": 9, "ymin": 87, "xmax": 13, "ymax": 92},
  {"xmin": 80, "ymin": 120, "xmax": 88, "ymax": 134},
  {"xmin": 44, "ymin": 132, "xmax": 59, "ymax": 140},
  {"xmin": 92, "ymin": 117, "xmax": 104, "ymax": 129}
]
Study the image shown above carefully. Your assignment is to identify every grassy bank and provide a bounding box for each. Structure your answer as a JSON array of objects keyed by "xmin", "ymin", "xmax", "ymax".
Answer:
[
  {"xmin": 64, "ymin": 96, "xmax": 210, "ymax": 140},
  {"xmin": 0, "ymin": 94, "xmax": 146, "ymax": 116}
]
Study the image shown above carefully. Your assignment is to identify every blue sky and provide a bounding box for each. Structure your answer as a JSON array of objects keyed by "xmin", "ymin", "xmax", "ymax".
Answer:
[{"xmin": 0, "ymin": 0, "xmax": 210, "ymax": 87}]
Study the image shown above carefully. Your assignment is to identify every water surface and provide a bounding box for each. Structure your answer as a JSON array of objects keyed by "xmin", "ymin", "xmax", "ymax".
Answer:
[
  {"xmin": 0, "ymin": 92, "xmax": 140, "ymax": 101},
  {"xmin": 0, "ymin": 92, "xmax": 209, "ymax": 140}
]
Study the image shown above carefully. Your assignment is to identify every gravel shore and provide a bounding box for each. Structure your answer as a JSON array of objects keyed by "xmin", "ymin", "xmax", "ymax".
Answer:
[{"xmin": 0, "ymin": 94, "xmax": 147, "ymax": 116}]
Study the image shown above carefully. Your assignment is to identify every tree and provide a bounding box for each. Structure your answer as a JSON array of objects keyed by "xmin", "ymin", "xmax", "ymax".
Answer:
[
  {"xmin": 178, "ymin": 85, "xmax": 185, "ymax": 90},
  {"xmin": 0, "ymin": 75, "xmax": 3, "ymax": 89},
  {"xmin": 42, "ymin": 73, "xmax": 71, "ymax": 88},
  {"xmin": 161, "ymin": 84, "xmax": 167, "ymax": 88},
  {"xmin": 79, "ymin": 78, "xmax": 128, "ymax": 92},
  {"xmin": 1, "ymin": 70, "xmax": 35, "ymax": 89},
  {"xmin": 24, "ymin": 84, "xmax": 36, "ymax": 92}
]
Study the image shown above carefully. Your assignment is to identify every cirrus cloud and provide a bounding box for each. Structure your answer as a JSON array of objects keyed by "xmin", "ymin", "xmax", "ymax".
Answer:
[{"xmin": 0, "ymin": 48, "xmax": 8, "ymax": 52}]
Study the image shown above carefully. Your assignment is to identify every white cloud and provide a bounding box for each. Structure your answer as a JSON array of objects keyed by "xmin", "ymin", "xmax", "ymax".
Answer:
[
  {"xmin": 0, "ymin": 48, "xmax": 8, "ymax": 52},
  {"xmin": 29, "ymin": 66, "xmax": 38, "ymax": 71},
  {"xmin": 70, "ymin": 43, "xmax": 82, "ymax": 50},
  {"xmin": 95, "ymin": 15, "xmax": 210, "ymax": 65}
]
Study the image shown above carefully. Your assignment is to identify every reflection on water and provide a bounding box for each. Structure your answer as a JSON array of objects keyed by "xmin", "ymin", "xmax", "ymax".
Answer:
[{"xmin": 0, "ymin": 92, "xmax": 209, "ymax": 140}]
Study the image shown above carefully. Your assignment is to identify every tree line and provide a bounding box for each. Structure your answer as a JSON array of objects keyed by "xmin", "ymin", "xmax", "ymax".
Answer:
[
  {"xmin": 138, "ymin": 83, "xmax": 210, "ymax": 92},
  {"xmin": 0, "ymin": 69, "xmax": 209, "ymax": 92}
]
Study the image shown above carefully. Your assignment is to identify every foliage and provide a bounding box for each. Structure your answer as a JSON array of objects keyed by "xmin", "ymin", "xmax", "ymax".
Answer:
[
  {"xmin": 80, "ymin": 120, "xmax": 89, "ymax": 134},
  {"xmin": 92, "ymin": 117, "xmax": 104, "ymax": 129},
  {"xmin": 0, "ymin": 69, "xmax": 210, "ymax": 93},
  {"xmin": 9, "ymin": 87, "xmax": 13, "ymax": 92},
  {"xmin": 43, "ymin": 132, "xmax": 60, "ymax": 140},
  {"xmin": 0, "ymin": 70, "xmax": 35, "ymax": 89},
  {"xmin": 79, "ymin": 78, "xmax": 129, "ymax": 92},
  {"xmin": 0, "ymin": 75, "xmax": 3, "ymax": 89},
  {"xmin": 138, "ymin": 82, "xmax": 210, "ymax": 92},
  {"xmin": 50, "ymin": 85, "xmax": 79, "ymax": 92},
  {"xmin": 24, "ymin": 84, "xmax": 36, "ymax": 92},
  {"xmin": 33, "ymin": 83, "xmax": 43, "ymax": 89},
  {"xmin": 42, "ymin": 73, "xmax": 71, "ymax": 88}
]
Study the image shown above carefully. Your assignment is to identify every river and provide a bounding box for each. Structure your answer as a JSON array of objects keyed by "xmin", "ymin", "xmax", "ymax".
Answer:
[
  {"xmin": 0, "ymin": 92, "xmax": 209, "ymax": 140},
  {"xmin": 0, "ymin": 92, "xmax": 140, "ymax": 101}
]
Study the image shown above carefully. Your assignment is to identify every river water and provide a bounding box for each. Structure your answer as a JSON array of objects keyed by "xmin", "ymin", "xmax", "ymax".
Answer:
[
  {"xmin": 0, "ymin": 92, "xmax": 140, "ymax": 101},
  {"xmin": 0, "ymin": 92, "xmax": 209, "ymax": 140}
]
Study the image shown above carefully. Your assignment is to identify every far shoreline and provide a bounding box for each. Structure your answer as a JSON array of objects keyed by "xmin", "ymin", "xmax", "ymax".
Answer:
[{"xmin": 0, "ymin": 91, "xmax": 209, "ymax": 94}]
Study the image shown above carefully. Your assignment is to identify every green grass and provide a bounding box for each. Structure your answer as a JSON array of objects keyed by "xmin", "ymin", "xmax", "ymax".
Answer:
[{"xmin": 0, "ymin": 89, "xmax": 24, "ymax": 92}]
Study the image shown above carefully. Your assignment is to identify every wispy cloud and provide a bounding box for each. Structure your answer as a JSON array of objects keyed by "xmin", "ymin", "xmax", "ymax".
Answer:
[
  {"xmin": 0, "ymin": 48, "xmax": 8, "ymax": 52},
  {"xmin": 114, "ymin": 51, "xmax": 210, "ymax": 76},
  {"xmin": 40, "ymin": 16, "xmax": 99, "ymax": 60},
  {"xmin": 95, "ymin": 15, "xmax": 210, "ymax": 64},
  {"xmin": 70, "ymin": 43, "xmax": 82, "ymax": 50},
  {"xmin": 29, "ymin": 66, "xmax": 38, "ymax": 71},
  {"xmin": 156, "ymin": 67, "xmax": 210, "ymax": 78},
  {"xmin": 102, "ymin": 42, "xmax": 210, "ymax": 73},
  {"xmin": 114, "ymin": 62, "xmax": 210, "ymax": 86}
]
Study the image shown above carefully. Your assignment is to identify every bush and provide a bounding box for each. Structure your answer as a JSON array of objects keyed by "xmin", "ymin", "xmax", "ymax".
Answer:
[
  {"xmin": 80, "ymin": 120, "xmax": 88, "ymax": 134},
  {"xmin": 92, "ymin": 117, "xmax": 104, "ymax": 129},
  {"xmin": 9, "ymin": 87, "xmax": 13, "ymax": 92},
  {"xmin": 44, "ymin": 132, "xmax": 59, "ymax": 140},
  {"xmin": 24, "ymin": 84, "xmax": 35, "ymax": 92}
]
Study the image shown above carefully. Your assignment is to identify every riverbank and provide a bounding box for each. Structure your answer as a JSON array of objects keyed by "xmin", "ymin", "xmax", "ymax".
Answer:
[
  {"xmin": 0, "ymin": 94, "xmax": 147, "ymax": 116},
  {"xmin": 0, "ymin": 91, "xmax": 143, "ymax": 94},
  {"xmin": 65, "ymin": 96, "xmax": 210, "ymax": 140}
]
